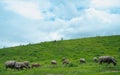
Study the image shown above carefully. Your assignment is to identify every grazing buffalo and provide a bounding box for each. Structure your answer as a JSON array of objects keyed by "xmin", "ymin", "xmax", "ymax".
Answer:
[
  {"xmin": 80, "ymin": 58, "xmax": 86, "ymax": 63},
  {"xmin": 14, "ymin": 62, "xmax": 28, "ymax": 70},
  {"xmin": 5, "ymin": 60, "xmax": 16, "ymax": 69},
  {"xmin": 31, "ymin": 63, "xmax": 40, "ymax": 68},
  {"xmin": 93, "ymin": 57, "xmax": 98, "ymax": 63},
  {"xmin": 98, "ymin": 56, "xmax": 117, "ymax": 66},
  {"xmin": 62, "ymin": 59, "xmax": 69, "ymax": 64},
  {"xmin": 51, "ymin": 60, "xmax": 57, "ymax": 65}
]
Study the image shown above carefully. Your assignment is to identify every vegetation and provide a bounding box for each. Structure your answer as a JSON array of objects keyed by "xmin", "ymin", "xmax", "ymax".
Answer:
[{"xmin": 0, "ymin": 35, "xmax": 120, "ymax": 75}]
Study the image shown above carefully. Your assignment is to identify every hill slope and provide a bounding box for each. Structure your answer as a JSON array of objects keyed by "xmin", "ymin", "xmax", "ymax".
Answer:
[{"xmin": 0, "ymin": 35, "xmax": 120, "ymax": 75}]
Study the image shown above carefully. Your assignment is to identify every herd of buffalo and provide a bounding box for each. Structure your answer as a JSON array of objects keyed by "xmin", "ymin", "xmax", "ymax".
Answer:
[{"xmin": 5, "ymin": 56, "xmax": 117, "ymax": 70}]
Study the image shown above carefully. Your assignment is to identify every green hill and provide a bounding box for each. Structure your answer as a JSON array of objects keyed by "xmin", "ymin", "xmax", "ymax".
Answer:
[{"xmin": 0, "ymin": 35, "xmax": 120, "ymax": 75}]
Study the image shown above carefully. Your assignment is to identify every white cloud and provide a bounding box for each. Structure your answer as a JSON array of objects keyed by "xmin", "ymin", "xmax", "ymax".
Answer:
[
  {"xmin": 19, "ymin": 30, "xmax": 64, "ymax": 43},
  {"xmin": 3, "ymin": 0, "xmax": 42, "ymax": 20},
  {"xmin": 61, "ymin": 7, "xmax": 120, "ymax": 38},
  {"xmin": 90, "ymin": 0, "xmax": 120, "ymax": 9},
  {"xmin": 48, "ymin": 32, "xmax": 63, "ymax": 40},
  {"xmin": 85, "ymin": 8, "xmax": 112, "ymax": 23}
]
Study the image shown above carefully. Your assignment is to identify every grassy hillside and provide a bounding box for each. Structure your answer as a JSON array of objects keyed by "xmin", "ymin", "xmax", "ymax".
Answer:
[{"xmin": 0, "ymin": 35, "xmax": 120, "ymax": 75}]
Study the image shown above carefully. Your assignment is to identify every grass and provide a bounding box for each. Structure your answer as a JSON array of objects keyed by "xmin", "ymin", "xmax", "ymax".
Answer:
[{"xmin": 0, "ymin": 35, "xmax": 120, "ymax": 75}]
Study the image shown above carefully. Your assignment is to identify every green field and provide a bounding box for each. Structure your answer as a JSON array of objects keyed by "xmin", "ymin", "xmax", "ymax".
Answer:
[{"xmin": 0, "ymin": 35, "xmax": 120, "ymax": 75}]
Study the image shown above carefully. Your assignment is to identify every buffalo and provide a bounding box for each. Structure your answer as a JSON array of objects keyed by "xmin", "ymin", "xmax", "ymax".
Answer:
[
  {"xmin": 31, "ymin": 63, "xmax": 41, "ymax": 68},
  {"xmin": 51, "ymin": 60, "xmax": 57, "ymax": 65},
  {"xmin": 62, "ymin": 59, "xmax": 69, "ymax": 64},
  {"xmin": 5, "ymin": 60, "xmax": 16, "ymax": 69},
  {"xmin": 80, "ymin": 58, "xmax": 86, "ymax": 63},
  {"xmin": 93, "ymin": 57, "xmax": 98, "ymax": 63},
  {"xmin": 98, "ymin": 56, "xmax": 117, "ymax": 66},
  {"xmin": 14, "ymin": 62, "xmax": 28, "ymax": 70}
]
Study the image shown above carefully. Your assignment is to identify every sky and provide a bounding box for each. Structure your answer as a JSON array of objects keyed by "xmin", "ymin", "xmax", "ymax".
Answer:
[{"xmin": 0, "ymin": 0, "xmax": 120, "ymax": 48}]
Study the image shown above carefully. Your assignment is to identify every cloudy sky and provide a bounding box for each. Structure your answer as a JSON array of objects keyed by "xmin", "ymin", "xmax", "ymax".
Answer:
[{"xmin": 0, "ymin": 0, "xmax": 120, "ymax": 48}]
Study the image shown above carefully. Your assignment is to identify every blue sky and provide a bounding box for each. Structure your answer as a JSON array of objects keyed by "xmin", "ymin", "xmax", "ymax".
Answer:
[{"xmin": 0, "ymin": 0, "xmax": 120, "ymax": 48}]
